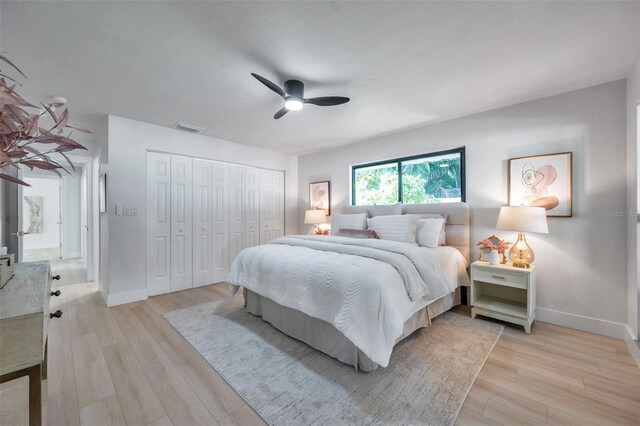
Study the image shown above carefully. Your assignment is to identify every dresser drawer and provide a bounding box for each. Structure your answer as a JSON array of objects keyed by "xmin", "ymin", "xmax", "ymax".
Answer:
[{"xmin": 473, "ymin": 267, "xmax": 528, "ymax": 289}]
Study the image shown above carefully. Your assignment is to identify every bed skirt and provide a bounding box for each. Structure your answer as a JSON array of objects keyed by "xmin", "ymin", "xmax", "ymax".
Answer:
[{"xmin": 244, "ymin": 288, "xmax": 461, "ymax": 371}]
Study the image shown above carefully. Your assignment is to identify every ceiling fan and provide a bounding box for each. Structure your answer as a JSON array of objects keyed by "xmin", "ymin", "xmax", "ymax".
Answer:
[{"xmin": 251, "ymin": 73, "xmax": 350, "ymax": 119}]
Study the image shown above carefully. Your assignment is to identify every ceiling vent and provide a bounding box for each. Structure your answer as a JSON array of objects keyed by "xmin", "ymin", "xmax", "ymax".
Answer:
[{"xmin": 175, "ymin": 122, "xmax": 204, "ymax": 134}]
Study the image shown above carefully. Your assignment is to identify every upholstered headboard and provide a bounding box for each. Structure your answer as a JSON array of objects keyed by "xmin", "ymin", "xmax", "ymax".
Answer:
[{"xmin": 340, "ymin": 202, "xmax": 470, "ymax": 264}]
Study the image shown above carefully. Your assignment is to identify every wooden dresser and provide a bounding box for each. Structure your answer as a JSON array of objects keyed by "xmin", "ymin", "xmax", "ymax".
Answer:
[{"xmin": 0, "ymin": 261, "xmax": 62, "ymax": 426}]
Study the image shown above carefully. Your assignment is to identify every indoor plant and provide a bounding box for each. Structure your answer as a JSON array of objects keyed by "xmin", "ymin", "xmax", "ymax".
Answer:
[{"xmin": 0, "ymin": 56, "xmax": 89, "ymax": 186}]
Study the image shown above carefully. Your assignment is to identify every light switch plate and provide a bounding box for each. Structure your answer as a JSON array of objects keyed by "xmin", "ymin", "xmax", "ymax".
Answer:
[
  {"xmin": 116, "ymin": 204, "xmax": 123, "ymax": 215},
  {"xmin": 124, "ymin": 206, "xmax": 132, "ymax": 216},
  {"xmin": 132, "ymin": 207, "xmax": 139, "ymax": 216}
]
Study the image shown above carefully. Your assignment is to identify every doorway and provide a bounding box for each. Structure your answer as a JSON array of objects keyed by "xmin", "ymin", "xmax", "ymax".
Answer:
[{"xmin": 19, "ymin": 164, "xmax": 90, "ymax": 286}]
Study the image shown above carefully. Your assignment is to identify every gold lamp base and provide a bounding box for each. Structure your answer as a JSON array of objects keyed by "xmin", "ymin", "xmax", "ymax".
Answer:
[{"xmin": 509, "ymin": 232, "xmax": 534, "ymax": 268}]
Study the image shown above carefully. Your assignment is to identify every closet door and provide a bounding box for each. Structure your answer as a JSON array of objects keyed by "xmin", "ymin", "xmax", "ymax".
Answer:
[
  {"xmin": 259, "ymin": 169, "xmax": 273, "ymax": 244},
  {"xmin": 259, "ymin": 169, "xmax": 285, "ymax": 244},
  {"xmin": 270, "ymin": 170, "xmax": 285, "ymax": 239},
  {"xmin": 211, "ymin": 161, "xmax": 230, "ymax": 283},
  {"xmin": 170, "ymin": 155, "xmax": 193, "ymax": 291},
  {"xmin": 229, "ymin": 164, "xmax": 245, "ymax": 264},
  {"xmin": 147, "ymin": 152, "xmax": 171, "ymax": 296},
  {"xmin": 192, "ymin": 159, "xmax": 213, "ymax": 287},
  {"xmin": 245, "ymin": 166, "xmax": 260, "ymax": 248}
]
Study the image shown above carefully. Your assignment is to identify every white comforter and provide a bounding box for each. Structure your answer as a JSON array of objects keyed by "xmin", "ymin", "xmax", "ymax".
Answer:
[{"xmin": 226, "ymin": 235, "xmax": 454, "ymax": 367}]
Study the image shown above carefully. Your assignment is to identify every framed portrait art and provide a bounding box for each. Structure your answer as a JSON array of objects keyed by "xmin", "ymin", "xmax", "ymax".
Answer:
[
  {"xmin": 508, "ymin": 152, "xmax": 572, "ymax": 217},
  {"xmin": 309, "ymin": 181, "xmax": 330, "ymax": 215}
]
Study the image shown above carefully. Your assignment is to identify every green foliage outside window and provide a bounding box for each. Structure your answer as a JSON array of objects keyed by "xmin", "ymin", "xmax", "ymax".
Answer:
[{"xmin": 353, "ymin": 152, "xmax": 463, "ymax": 205}]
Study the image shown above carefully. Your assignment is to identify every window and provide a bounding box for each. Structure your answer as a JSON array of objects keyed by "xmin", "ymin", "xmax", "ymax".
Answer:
[{"xmin": 352, "ymin": 148, "xmax": 465, "ymax": 205}]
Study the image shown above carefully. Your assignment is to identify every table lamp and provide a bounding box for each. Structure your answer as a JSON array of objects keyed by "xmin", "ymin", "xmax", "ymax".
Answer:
[
  {"xmin": 496, "ymin": 206, "xmax": 548, "ymax": 268},
  {"xmin": 304, "ymin": 209, "xmax": 327, "ymax": 234}
]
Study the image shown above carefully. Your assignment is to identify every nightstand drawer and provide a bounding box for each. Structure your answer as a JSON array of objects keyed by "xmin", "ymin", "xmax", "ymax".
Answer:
[{"xmin": 473, "ymin": 267, "xmax": 527, "ymax": 289}]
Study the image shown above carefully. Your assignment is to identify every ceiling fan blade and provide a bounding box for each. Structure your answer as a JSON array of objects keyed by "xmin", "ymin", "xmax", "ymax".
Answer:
[
  {"xmin": 273, "ymin": 107, "xmax": 289, "ymax": 119},
  {"xmin": 251, "ymin": 73, "xmax": 285, "ymax": 98},
  {"xmin": 304, "ymin": 96, "xmax": 350, "ymax": 106}
]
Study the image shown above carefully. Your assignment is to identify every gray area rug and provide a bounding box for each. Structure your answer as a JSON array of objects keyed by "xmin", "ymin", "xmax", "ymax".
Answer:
[{"xmin": 163, "ymin": 295, "xmax": 503, "ymax": 426}]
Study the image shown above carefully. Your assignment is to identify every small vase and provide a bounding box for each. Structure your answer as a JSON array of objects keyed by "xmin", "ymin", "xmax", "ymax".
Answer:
[{"xmin": 489, "ymin": 250, "xmax": 500, "ymax": 265}]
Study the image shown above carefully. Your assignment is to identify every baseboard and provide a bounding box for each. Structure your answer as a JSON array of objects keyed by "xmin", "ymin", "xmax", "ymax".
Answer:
[
  {"xmin": 106, "ymin": 287, "xmax": 148, "ymax": 307},
  {"xmin": 535, "ymin": 307, "xmax": 627, "ymax": 339},
  {"xmin": 24, "ymin": 243, "xmax": 59, "ymax": 250},
  {"xmin": 62, "ymin": 251, "xmax": 81, "ymax": 259},
  {"xmin": 98, "ymin": 284, "xmax": 108, "ymax": 306},
  {"xmin": 624, "ymin": 325, "xmax": 640, "ymax": 368}
]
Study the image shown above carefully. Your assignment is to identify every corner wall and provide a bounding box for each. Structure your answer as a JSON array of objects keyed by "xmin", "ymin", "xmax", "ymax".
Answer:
[
  {"xmin": 104, "ymin": 116, "xmax": 298, "ymax": 305},
  {"xmin": 298, "ymin": 81, "xmax": 628, "ymax": 338},
  {"xmin": 627, "ymin": 54, "xmax": 640, "ymax": 344}
]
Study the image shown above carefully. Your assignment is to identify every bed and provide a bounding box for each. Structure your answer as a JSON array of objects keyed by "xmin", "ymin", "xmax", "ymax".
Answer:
[{"xmin": 227, "ymin": 202, "xmax": 470, "ymax": 371}]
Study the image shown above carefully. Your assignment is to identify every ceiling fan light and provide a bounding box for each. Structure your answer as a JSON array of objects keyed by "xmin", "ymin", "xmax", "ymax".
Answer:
[{"xmin": 284, "ymin": 98, "xmax": 303, "ymax": 111}]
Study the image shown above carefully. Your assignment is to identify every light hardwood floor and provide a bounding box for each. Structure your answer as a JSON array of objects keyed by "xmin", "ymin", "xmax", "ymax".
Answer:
[{"xmin": 1, "ymin": 281, "xmax": 639, "ymax": 426}]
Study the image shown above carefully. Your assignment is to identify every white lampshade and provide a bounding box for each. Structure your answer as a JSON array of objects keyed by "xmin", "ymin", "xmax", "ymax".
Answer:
[
  {"xmin": 304, "ymin": 209, "xmax": 327, "ymax": 225},
  {"xmin": 496, "ymin": 206, "xmax": 548, "ymax": 234}
]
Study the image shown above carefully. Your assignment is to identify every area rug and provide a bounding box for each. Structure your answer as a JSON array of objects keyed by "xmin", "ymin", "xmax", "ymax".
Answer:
[{"xmin": 163, "ymin": 295, "xmax": 503, "ymax": 426}]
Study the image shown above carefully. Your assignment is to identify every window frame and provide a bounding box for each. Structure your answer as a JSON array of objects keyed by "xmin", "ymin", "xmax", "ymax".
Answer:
[{"xmin": 351, "ymin": 147, "xmax": 466, "ymax": 205}]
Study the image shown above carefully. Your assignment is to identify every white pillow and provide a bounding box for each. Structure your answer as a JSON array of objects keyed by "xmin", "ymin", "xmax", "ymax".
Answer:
[
  {"xmin": 366, "ymin": 214, "xmax": 420, "ymax": 245},
  {"xmin": 368, "ymin": 203, "xmax": 402, "ymax": 217},
  {"xmin": 330, "ymin": 213, "xmax": 368, "ymax": 232},
  {"xmin": 416, "ymin": 218, "xmax": 446, "ymax": 248},
  {"xmin": 415, "ymin": 213, "xmax": 447, "ymax": 245}
]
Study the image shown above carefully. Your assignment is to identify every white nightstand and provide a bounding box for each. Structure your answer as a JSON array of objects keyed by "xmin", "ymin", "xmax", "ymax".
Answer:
[{"xmin": 470, "ymin": 261, "xmax": 536, "ymax": 334}]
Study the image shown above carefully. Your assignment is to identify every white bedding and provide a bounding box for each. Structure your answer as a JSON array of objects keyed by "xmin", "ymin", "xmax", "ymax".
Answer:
[{"xmin": 226, "ymin": 235, "xmax": 468, "ymax": 367}]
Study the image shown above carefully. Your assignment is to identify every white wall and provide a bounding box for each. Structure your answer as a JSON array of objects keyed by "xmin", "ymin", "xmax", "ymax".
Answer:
[
  {"xmin": 627, "ymin": 55, "xmax": 640, "ymax": 341},
  {"xmin": 22, "ymin": 176, "xmax": 60, "ymax": 250},
  {"xmin": 103, "ymin": 116, "xmax": 298, "ymax": 304},
  {"xmin": 96, "ymin": 117, "xmax": 110, "ymax": 302},
  {"xmin": 298, "ymin": 80, "xmax": 628, "ymax": 337}
]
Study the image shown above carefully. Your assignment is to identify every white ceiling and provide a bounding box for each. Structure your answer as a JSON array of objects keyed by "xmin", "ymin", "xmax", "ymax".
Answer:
[{"xmin": 2, "ymin": 1, "xmax": 639, "ymax": 155}]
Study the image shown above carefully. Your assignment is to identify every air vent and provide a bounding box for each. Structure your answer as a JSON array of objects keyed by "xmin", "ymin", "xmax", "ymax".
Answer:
[{"xmin": 175, "ymin": 122, "xmax": 204, "ymax": 134}]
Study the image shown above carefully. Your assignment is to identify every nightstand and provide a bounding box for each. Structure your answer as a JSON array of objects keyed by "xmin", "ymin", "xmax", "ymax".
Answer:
[{"xmin": 470, "ymin": 261, "xmax": 536, "ymax": 334}]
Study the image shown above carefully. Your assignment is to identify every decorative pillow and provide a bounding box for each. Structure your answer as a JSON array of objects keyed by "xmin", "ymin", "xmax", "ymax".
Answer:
[
  {"xmin": 415, "ymin": 213, "xmax": 448, "ymax": 245},
  {"xmin": 416, "ymin": 218, "xmax": 446, "ymax": 248},
  {"xmin": 366, "ymin": 214, "xmax": 420, "ymax": 245},
  {"xmin": 330, "ymin": 213, "xmax": 368, "ymax": 232},
  {"xmin": 368, "ymin": 203, "xmax": 402, "ymax": 217},
  {"xmin": 336, "ymin": 229, "xmax": 379, "ymax": 239}
]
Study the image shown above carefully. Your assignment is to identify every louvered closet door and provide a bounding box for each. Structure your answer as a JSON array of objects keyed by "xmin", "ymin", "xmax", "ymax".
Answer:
[
  {"xmin": 192, "ymin": 159, "xmax": 213, "ymax": 287},
  {"xmin": 229, "ymin": 164, "xmax": 246, "ymax": 265},
  {"xmin": 211, "ymin": 161, "xmax": 230, "ymax": 283},
  {"xmin": 147, "ymin": 152, "xmax": 171, "ymax": 296},
  {"xmin": 245, "ymin": 166, "xmax": 260, "ymax": 248},
  {"xmin": 170, "ymin": 155, "xmax": 193, "ymax": 291}
]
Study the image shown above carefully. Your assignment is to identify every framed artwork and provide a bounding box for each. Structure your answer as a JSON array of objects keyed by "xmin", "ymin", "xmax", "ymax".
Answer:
[
  {"xmin": 24, "ymin": 196, "xmax": 43, "ymax": 233},
  {"xmin": 309, "ymin": 181, "xmax": 330, "ymax": 215},
  {"xmin": 508, "ymin": 152, "xmax": 572, "ymax": 217}
]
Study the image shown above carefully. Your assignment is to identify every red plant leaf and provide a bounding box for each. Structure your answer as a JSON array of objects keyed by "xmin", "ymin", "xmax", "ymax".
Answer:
[
  {"xmin": 6, "ymin": 150, "xmax": 27, "ymax": 158},
  {"xmin": 40, "ymin": 102, "xmax": 57, "ymax": 123},
  {"xmin": 58, "ymin": 150, "xmax": 76, "ymax": 172},
  {"xmin": 1, "ymin": 85, "xmax": 34, "ymax": 107},
  {"xmin": 5, "ymin": 104, "xmax": 30, "ymax": 129},
  {"xmin": 21, "ymin": 160, "xmax": 61, "ymax": 170},
  {"xmin": 55, "ymin": 109, "xmax": 68, "ymax": 130},
  {"xmin": 0, "ymin": 150, "xmax": 15, "ymax": 166},
  {"xmin": 0, "ymin": 56, "xmax": 27, "ymax": 79},
  {"xmin": 0, "ymin": 173, "xmax": 30, "ymax": 186},
  {"xmin": 65, "ymin": 123, "xmax": 93, "ymax": 134}
]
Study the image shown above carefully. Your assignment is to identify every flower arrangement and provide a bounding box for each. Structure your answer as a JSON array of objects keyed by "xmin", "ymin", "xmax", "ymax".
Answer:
[
  {"xmin": 0, "ymin": 56, "xmax": 90, "ymax": 186},
  {"xmin": 477, "ymin": 238, "xmax": 512, "ymax": 254}
]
